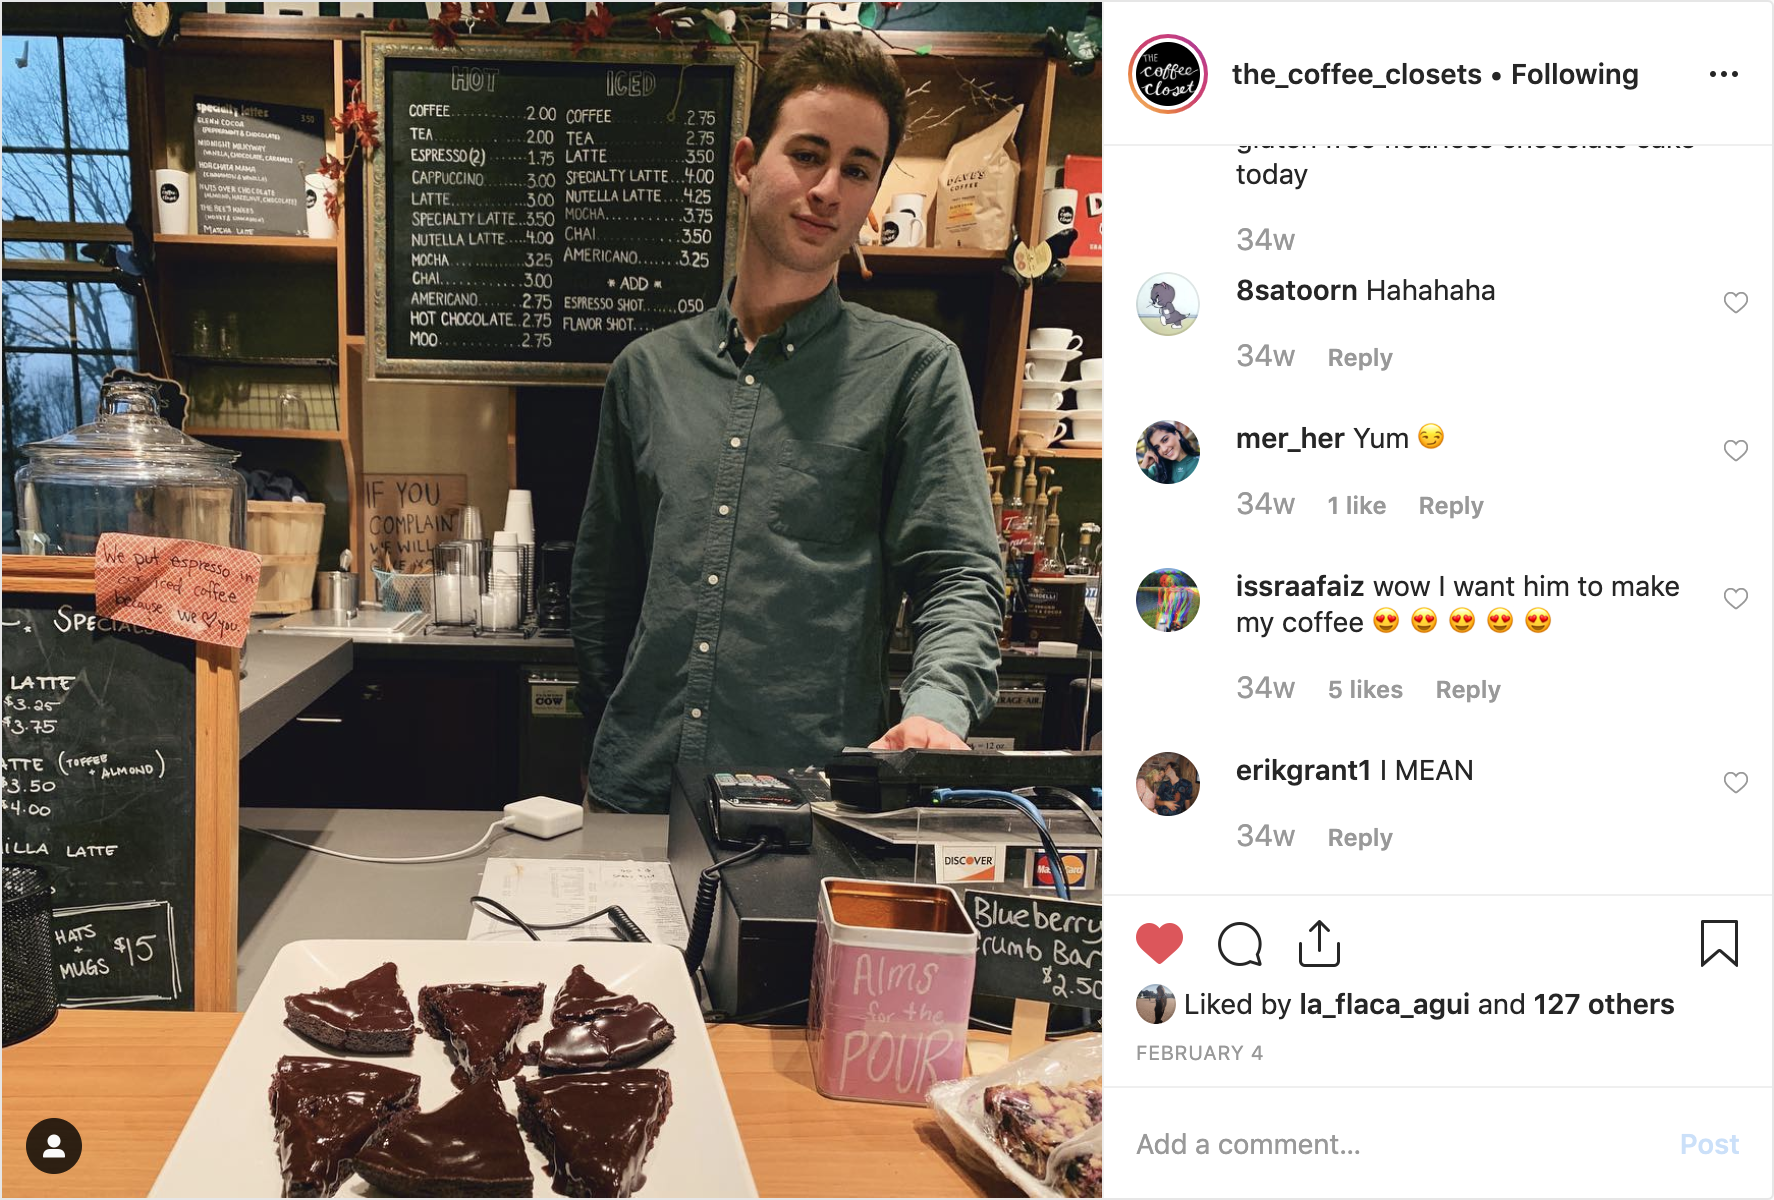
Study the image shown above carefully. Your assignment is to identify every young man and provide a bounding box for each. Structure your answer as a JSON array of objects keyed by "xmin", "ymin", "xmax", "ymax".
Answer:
[{"xmin": 572, "ymin": 34, "xmax": 1005, "ymax": 812}]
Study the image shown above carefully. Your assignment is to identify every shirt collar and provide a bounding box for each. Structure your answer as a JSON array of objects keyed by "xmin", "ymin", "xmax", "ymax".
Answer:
[{"xmin": 712, "ymin": 276, "xmax": 845, "ymax": 355}]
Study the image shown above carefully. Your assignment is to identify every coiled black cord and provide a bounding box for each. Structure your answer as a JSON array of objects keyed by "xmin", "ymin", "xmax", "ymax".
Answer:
[
  {"xmin": 680, "ymin": 836, "xmax": 773, "ymax": 980},
  {"xmin": 469, "ymin": 895, "xmax": 648, "ymax": 943}
]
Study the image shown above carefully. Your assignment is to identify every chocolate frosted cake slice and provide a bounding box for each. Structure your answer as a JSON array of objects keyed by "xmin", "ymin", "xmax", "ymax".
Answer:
[
  {"xmin": 267, "ymin": 1055, "xmax": 421, "ymax": 1198},
  {"xmin": 283, "ymin": 962, "xmax": 417, "ymax": 1053},
  {"xmin": 551, "ymin": 965, "xmax": 636, "ymax": 1022},
  {"xmin": 982, "ymin": 1077, "xmax": 1103, "ymax": 1177},
  {"xmin": 516, "ymin": 1070, "xmax": 672, "ymax": 1198},
  {"xmin": 419, "ymin": 982, "xmax": 544, "ymax": 1088},
  {"xmin": 531, "ymin": 1003, "xmax": 675, "ymax": 1073},
  {"xmin": 353, "ymin": 1076, "xmax": 533, "ymax": 1198}
]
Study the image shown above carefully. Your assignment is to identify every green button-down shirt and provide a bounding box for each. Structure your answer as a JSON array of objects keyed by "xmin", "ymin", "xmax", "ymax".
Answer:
[{"xmin": 571, "ymin": 280, "xmax": 1004, "ymax": 812}]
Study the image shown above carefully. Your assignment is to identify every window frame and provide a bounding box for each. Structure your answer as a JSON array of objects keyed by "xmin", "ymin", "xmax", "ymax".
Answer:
[{"xmin": 2, "ymin": 16, "xmax": 151, "ymax": 548}]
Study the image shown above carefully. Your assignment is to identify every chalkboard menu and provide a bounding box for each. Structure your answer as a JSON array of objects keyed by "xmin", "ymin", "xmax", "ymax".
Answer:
[
  {"xmin": 365, "ymin": 38, "xmax": 752, "ymax": 385},
  {"xmin": 966, "ymin": 890, "xmax": 1103, "ymax": 1007},
  {"xmin": 2, "ymin": 593, "xmax": 197, "ymax": 1009},
  {"xmin": 193, "ymin": 94, "xmax": 325, "ymax": 236}
]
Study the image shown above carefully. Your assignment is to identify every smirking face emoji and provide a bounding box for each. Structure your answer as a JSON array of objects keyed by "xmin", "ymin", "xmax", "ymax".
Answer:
[
  {"xmin": 1525, "ymin": 607, "xmax": 1551, "ymax": 633},
  {"xmin": 1373, "ymin": 607, "xmax": 1400, "ymax": 632},
  {"xmin": 1412, "ymin": 607, "xmax": 1437, "ymax": 632},
  {"xmin": 1418, "ymin": 423, "xmax": 1444, "ymax": 449},
  {"xmin": 1488, "ymin": 607, "xmax": 1513, "ymax": 633},
  {"xmin": 1449, "ymin": 607, "xmax": 1476, "ymax": 633}
]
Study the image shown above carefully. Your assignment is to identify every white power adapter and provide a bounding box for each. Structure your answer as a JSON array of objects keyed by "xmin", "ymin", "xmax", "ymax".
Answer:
[{"xmin": 503, "ymin": 796, "xmax": 585, "ymax": 839}]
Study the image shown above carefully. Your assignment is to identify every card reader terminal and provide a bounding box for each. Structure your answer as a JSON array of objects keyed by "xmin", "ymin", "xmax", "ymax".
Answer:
[{"xmin": 706, "ymin": 770, "xmax": 817, "ymax": 849}]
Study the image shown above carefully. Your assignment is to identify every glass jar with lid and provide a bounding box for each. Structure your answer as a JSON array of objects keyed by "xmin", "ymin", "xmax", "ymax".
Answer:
[{"xmin": 13, "ymin": 377, "xmax": 246, "ymax": 555}]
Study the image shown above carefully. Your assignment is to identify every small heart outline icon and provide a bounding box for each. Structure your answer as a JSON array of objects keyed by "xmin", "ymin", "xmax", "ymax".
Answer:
[
  {"xmin": 1724, "ymin": 440, "xmax": 1749, "ymax": 461},
  {"xmin": 1724, "ymin": 772, "xmax": 1749, "ymax": 794},
  {"xmin": 1136, "ymin": 922, "xmax": 1184, "ymax": 964},
  {"xmin": 1724, "ymin": 292, "xmax": 1749, "ymax": 313},
  {"xmin": 1724, "ymin": 588, "xmax": 1749, "ymax": 609}
]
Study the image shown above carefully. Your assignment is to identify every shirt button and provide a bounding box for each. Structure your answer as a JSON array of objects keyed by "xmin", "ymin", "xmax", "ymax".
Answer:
[
  {"xmin": 717, "ymin": 341, "xmax": 727, "ymax": 353},
  {"xmin": 708, "ymin": 574, "xmax": 720, "ymax": 586},
  {"xmin": 786, "ymin": 343, "xmax": 795, "ymax": 354},
  {"xmin": 699, "ymin": 641, "xmax": 711, "ymax": 653},
  {"xmin": 690, "ymin": 707, "xmax": 703, "ymax": 719},
  {"xmin": 718, "ymin": 504, "xmax": 731, "ymax": 516},
  {"xmin": 729, "ymin": 436, "xmax": 742, "ymax": 448},
  {"xmin": 744, "ymin": 374, "xmax": 756, "ymax": 386}
]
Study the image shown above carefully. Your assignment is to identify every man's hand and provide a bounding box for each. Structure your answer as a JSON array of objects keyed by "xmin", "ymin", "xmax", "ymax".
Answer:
[{"xmin": 870, "ymin": 716, "xmax": 970, "ymax": 751}]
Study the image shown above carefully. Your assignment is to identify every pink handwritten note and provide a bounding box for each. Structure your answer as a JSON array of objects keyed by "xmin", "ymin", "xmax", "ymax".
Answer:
[{"xmin": 93, "ymin": 533, "xmax": 261, "ymax": 649}]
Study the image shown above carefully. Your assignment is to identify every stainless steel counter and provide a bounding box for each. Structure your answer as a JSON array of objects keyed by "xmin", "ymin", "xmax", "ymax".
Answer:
[{"xmin": 235, "ymin": 806, "xmax": 668, "ymax": 1008}]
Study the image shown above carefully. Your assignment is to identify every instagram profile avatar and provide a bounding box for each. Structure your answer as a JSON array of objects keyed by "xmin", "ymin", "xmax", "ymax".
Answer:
[
  {"xmin": 1137, "ymin": 272, "xmax": 1198, "ymax": 336},
  {"xmin": 1137, "ymin": 751, "xmax": 1200, "ymax": 816},
  {"xmin": 1129, "ymin": 34, "xmax": 1207, "ymax": 114},
  {"xmin": 1138, "ymin": 420, "xmax": 1200, "ymax": 484},
  {"xmin": 1138, "ymin": 983, "xmax": 1179, "ymax": 1024},
  {"xmin": 1137, "ymin": 568, "xmax": 1200, "ymax": 631}
]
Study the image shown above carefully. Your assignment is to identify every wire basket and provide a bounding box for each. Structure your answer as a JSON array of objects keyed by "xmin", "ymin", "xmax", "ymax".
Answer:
[
  {"xmin": 3, "ymin": 862, "xmax": 59, "ymax": 1045},
  {"xmin": 374, "ymin": 568, "xmax": 435, "ymax": 615}
]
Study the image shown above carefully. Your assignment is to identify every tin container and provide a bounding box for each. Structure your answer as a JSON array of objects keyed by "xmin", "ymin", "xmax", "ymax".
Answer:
[{"xmin": 808, "ymin": 877, "xmax": 979, "ymax": 1105}]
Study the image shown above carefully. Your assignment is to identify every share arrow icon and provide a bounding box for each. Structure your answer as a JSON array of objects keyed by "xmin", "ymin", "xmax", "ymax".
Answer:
[{"xmin": 1299, "ymin": 920, "xmax": 1341, "ymax": 967}]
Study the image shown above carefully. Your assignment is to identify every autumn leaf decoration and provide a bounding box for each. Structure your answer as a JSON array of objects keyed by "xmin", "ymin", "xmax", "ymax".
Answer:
[
  {"xmin": 318, "ymin": 78, "xmax": 381, "ymax": 223},
  {"xmin": 428, "ymin": 2, "xmax": 463, "ymax": 48}
]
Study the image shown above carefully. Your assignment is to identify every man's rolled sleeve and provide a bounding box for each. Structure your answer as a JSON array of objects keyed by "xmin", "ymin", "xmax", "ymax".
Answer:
[{"xmin": 885, "ymin": 341, "xmax": 1006, "ymax": 739}]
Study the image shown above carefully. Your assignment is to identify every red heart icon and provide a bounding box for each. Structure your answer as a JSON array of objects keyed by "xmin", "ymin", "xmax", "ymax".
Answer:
[{"xmin": 1137, "ymin": 922, "xmax": 1183, "ymax": 964}]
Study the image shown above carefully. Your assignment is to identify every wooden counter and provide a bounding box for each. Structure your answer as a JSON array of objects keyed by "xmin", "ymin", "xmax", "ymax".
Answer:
[{"xmin": 2, "ymin": 1011, "xmax": 1014, "ymax": 1198}]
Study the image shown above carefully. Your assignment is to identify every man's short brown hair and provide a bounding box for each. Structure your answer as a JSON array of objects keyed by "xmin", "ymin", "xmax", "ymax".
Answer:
[{"xmin": 747, "ymin": 32, "xmax": 909, "ymax": 168}]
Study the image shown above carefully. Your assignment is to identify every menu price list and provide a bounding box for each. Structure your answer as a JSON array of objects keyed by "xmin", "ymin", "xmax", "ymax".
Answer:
[
  {"xmin": 2, "ymin": 598, "xmax": 195, "ymax": 1008},
  {"xmin": 385, "ymin": 59, "xmax": 734, "ymax": 367}
]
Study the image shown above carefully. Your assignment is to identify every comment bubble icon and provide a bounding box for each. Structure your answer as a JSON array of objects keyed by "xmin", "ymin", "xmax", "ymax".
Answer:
[{"xmin": 1218, "ymin": 921, "xmax": 1264, "ymax": 966}]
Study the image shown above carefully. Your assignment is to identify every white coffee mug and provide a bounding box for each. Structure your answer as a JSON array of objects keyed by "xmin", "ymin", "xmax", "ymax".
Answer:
[
  {"xmin": 880, "ymin": 211, "xmax": 924, "ymax": 247},
  {"xmin": 1079, "ymin": 358, "xmax": 1104, "ymax": 380},
  {"xmin": 1069, "ymin": 417, "xmax": 1103, "ymax": 442},
  {"xmin": 1016, "ymin": 419, "xmax": 1067, "ymax": 449},
  {"xmin": 304, "ymin": 173, "xmax": 338, "ymax": 239},
  {"xmin": 1024, "ymin": 359, "xmax": 1067, "ymax": 382},
  {"xmin": 154, "ymin": 169, "xmax": 192, "ymax": 235},
  {"xmin": 890, "ymin": 192, "xmax": 927, "ymax": 221},
  {"xmin": 1022, "ymin": 390, "xmax": 1065, "ymax": 412},
  {"xmin": 1071, "ymin": 389, "xmax": 1102, "ymax": 412},
  {"xmin": 1041, "ymin": 187, "xmax": 1079, "ymax": 240},
  {"xmin": 1029, "ymin": 327, "xmax": 1084, "ymax": 351}
]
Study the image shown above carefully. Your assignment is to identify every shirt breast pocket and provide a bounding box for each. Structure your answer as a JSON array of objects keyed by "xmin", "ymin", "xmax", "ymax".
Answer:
[{"xmin": 767, "ymin": 439, "xmax": 875, "ymax": 545}]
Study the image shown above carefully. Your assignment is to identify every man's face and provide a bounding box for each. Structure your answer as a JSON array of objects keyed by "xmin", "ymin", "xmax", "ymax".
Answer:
[{"xmin": 735, "ymin": 85, "xmax": 889, "ymax": 275}]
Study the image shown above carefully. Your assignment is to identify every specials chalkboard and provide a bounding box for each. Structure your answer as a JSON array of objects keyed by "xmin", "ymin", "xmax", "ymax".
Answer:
[
  {"xmin": 1, "ymin": 593, "xmax": 197, "ymax": 1009},
  {"xmin": 365, "ymin": 37, "xmax": 752, "ymax": 385},
  {"xmin": 965, "ymin": 890, "xmax": 1103, "ymax": 1008}
]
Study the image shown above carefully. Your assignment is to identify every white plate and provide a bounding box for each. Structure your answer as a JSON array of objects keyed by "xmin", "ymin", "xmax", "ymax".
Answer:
[
  {"xmin": 1054, "ymin": 440, "xmax": 1103, "ymax": 449},
  {"xmin": 151, "ymin": 940, "xmax": 756, "ymax": 1199},
  {"xmin": 1069, "ymin": 379, "xmax": 1103, "ymax": 390},
  {"xmin": 1023, "ymin": 347, "xmax": 1082, "ymax": 364}
]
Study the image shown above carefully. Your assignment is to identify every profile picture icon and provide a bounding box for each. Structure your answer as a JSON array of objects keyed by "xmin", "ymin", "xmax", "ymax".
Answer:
[
  {"xmin": 1129, "ymin": 34, "xmax": 1207, "ymax": 114},
  {"xmin": 1138, "ymin": 983, "xmax": 1178, "ymax": 1024},
  {"xmin": 1138, "ymin": 420, "xmax": 1200, "ymax": 484},
  {"xmin": 1137, "ymin": 751, "xmax": 1199, "ymax": 815},
  {"xmin": 1137, "ymin": 272, "xmax": 1198, "ymax": 335},
  {"xmin": 1137, "ymin": 568, "xmax": 1200, "ymax": 631}
]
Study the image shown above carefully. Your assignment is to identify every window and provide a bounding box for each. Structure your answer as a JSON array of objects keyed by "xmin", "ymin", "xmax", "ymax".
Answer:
[{"xmin": 1, "ymin": 34, "xmax": 138, "ymax": 546}]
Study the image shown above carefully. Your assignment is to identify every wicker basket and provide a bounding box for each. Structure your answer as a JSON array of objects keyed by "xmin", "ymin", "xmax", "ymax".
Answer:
[{"xmin": 245, "ymin": 501, "xmax": 325, "ymax": 615}]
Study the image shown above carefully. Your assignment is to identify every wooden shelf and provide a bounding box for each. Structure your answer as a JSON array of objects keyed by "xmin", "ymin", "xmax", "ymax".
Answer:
[
  {"xmin": 844, "ymin": 246, "xmax": 1005, "ymax": 277},
  {"xmin": 184, "ymin": 426, "xmax": 345, "ymax": 442},
  {"xmin": 176, "ymin": 354, "xmax": 338, "ymax": 368},
  {"xmin": 154, "ymin": 233, "xmax": 340, "ymax": 264},
  {"xmin": 1060, "ymin": 257, "xmax": 1101, "ymax": 284},
  {"xmin": 1045, "ymin": 446, "xmax": 1103, "ymax": 459},
  {"xmin": 344, "ymin": 334, "xmax": 366, "ymax": 348}
]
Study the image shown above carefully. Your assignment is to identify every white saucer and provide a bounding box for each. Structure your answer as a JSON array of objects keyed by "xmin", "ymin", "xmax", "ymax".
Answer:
[
  {"xmin": 1070, "ymin": 378, "xmax": 1104, "ymax": 390},
  {"xmin": 1054, "ymin": 440, "xmax": 1103, "ymax": 449},
  {"xmin": 1025, "ymin": 347, "xmax": 1083, "ymax": 363},
  {"xmin": 1019, "ymin": 406, "xmax": 1068, "ymax": 416}
]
